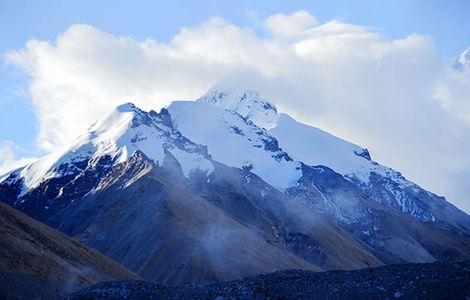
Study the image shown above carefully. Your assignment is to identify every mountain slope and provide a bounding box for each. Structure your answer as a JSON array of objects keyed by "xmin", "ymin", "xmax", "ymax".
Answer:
[
  {"xmin": 44, "ymin": 152, "xmax": 323, "ymax": 284},
  {"xmin": 0, "ymin": 201, "xmax": 140, "ymax": 300},
  {"xmin": 1, "ymin": 87, "xmax": 469, "ymax": 285}
]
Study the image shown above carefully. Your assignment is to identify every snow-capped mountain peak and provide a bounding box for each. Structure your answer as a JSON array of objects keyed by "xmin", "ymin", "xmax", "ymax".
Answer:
[
  {"xmin": 453, "ymin": 47, "xmax": 470, "ymax": 71},
  {"xmin": 197, "ymin": 87, "xmax": 279, "ymax": 129},
  {"xmin": 4, "ymin": 102, "xmax": 214, "ymax": 196},
  {"xmin": 2, "ymin": 87, "xmax": 468, "ymax": 230},
  {"xmin": 194, "ymin": 87, "xmax": 381, "ymax": 184},
  {"xmin": 189, "ymin": 88, "xmax": 448, "ymax": 222}
]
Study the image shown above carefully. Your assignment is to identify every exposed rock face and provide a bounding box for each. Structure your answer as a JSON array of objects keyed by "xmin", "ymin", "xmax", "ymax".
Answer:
[
  {"xmin": 67, "ymin": 261, "xmax": 470, "ymax": 300},
  {"xmin": 0, "ymin": 202, "xmax": 140, "ymax": 300}
]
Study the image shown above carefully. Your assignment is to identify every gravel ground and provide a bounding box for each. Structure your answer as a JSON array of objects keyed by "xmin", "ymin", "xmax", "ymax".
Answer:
[{"xmin": 67, "ymin": 261, "xmax": 470, "ymax": 299}]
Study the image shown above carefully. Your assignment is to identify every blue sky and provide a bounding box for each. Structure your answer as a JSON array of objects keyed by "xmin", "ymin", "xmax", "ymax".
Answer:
[{"xmin": 1, "ymin": 0, "xmax": 470, "ymax": 211}]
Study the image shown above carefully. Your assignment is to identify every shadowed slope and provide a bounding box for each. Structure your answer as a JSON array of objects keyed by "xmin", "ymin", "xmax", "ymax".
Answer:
[
  {"xmin": 0, "ymin": 202, "xmax": 141, "ymax": 300},
  {"xmin": 45, "ymin": 152, "xmax": 319, "ymax": 285}
]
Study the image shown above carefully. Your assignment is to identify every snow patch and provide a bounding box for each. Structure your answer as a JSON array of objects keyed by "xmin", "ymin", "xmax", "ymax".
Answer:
[
  {"xmin": 168, "ymin": 147, "xmax": 214, "ymax": 178},
  {"xmin": 197, "ymin": 88, "xmax": 279, "ymax": 129}
]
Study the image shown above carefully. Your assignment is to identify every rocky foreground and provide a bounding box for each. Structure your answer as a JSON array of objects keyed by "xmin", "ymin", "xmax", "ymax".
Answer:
[{"xmin": 68, "ymin": 261, "xmax": 470, "ymax": 299}]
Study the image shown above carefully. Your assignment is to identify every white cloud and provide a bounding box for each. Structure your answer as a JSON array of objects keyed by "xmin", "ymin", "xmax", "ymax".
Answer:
[
  {"xmin": 0, "ymin": 141, "xmax": 37, "ymax": 175},
  {"xmin": 264, "ymin": 10, "xmax": 318, "ymax": 38},
  {"xmin": 435, "ymin": 66, "xmax": 470, "ymax": 124},
  {"xmin": 4, "ymin": 11, "xmax": 470, "ymax": 212}
]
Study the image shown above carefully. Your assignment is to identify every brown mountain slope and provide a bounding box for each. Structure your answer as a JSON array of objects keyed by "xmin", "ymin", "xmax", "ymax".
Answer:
[{"xmin": 0, "ymin": 201, "xmax": 141, "ymax": 300}]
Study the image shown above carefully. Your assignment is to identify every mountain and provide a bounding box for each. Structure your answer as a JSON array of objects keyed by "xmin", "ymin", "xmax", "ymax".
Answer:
[
  {"xmin": 453, "ymin": 47, "xmax": 470, "ymax": 70},
  {"xmin": 1, "ymin": 87, "xmax": 469, "ymax": 285},
  {"xmin": 67, "ymin": 261, "xmax": 470, "ymax": 300},
  {"xmin": 0, "ymin": 201, "xmax": 140, "ymax": 300},
  {"xmin": 195, "ymin": 88, "xmax": 468, "ymax": 227}
]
